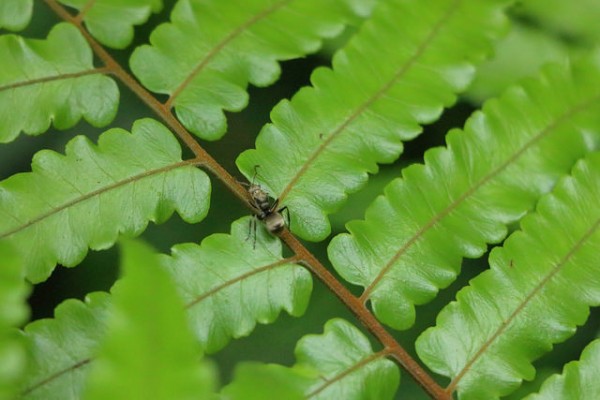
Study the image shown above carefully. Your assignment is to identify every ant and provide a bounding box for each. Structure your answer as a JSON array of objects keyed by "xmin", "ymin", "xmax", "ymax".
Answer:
[{"xmin": 242, "ymin": 165, "xmax": 290, "ymax": 248}]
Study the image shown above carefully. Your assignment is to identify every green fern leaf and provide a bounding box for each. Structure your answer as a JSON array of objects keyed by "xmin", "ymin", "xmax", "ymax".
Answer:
[
  {"xmin": 236, "ymin": 0, "xmax": 511, "ymax": 241},
  {"xmin": 161, "ymin": 216, "xmax": 312, "ymax": 353},
  {"xmin": 524, "ymin": 339, "xmax": 600, "ymax": 400},
  {"xmin": 83, "ymin": 239, "xmax": 217, "ymax": 400},
  {"xmin": 0, "ymin": 23, "xmax": 119, "ymax": 143},
  {"xmin": 20, "ymin": 292, "xmax": 112, "ymax": 400},
  {"xmin": 0, "ymin": 243, "xmax": 29, "ymax": 399},
  {"xmin": 415, "ymin": 152, "xmax": 600, "ymax": 399},
  {"xmin": 130, "ymin": 0, "xmax": 372, "ymax": 140},
  {"xmin": 0, "ymin": 118, "xmax": 210, "ymax": 283},
  {"xmin": 0, "ymin": 0, "xmax": 32, "ymax": 31},
  {"xmin": 222, "ymin": 319, "xmax": 399, "ymax": 399},
  {"xmin": 328, "ymin": 55, "xmax": 600, "ymax": 330},
  {"xmin": 221, "ymin": 363, "xmax": 307, "ymax": 400},
  {"xmin": 57, "ymin": 0, "xmax": 162, "ymax": 49},
  {"xmin": 518, "ymin": 0, "xmax": 600, "ymax": 44},
  {"xmin": 294, "ymin": 318, "xmax": 399, "ymax": 399},
  {"xmin": 19, "ymin": 217, "xmax": 309, "ymax": 398}
]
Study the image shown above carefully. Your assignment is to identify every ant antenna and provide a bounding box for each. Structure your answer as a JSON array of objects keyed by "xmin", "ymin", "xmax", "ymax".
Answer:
[
  {"xmin": 240, "ymin": 165, "xmax": 261, "ymax": 188},
  {"xmin": 251, "ymin": 165, "xmax": 261, "ymax": 184}
]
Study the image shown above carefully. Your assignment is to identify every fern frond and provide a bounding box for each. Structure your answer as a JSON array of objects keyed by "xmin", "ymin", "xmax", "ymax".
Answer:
[
  {"xmin": 328, "ymin": 55, "xmax": 600, "ymax": 330},
  {"xmin": 20, "ymin": 292, "xmax": 111, "ymax": 400},
  {"xmin": 83, "ymin": 239, "xmax": 217, "ymax": 400},
  {"xmin": 0, "ymin": 23, "xmax": 118, "ymax": 143},
  {"xmin": 415, "ymin": 152, "xmax": 600, "ymax": 399},
  {"xmin": 57, "ymin": 0, "xmax": 162, "ymax": 49},
  {"xmin": 20, "ymin": 217, "xmax": 309, "ymax": 398},
  {"xmin": 0, "ymin": 0, "xmax": 32, "ymax": 31},
  {"xmin": 222, "ymin": 319, "xmax": 399, "ymax": 399},
  {"xmin": 0, "ymin": 118, "xmax": 210, "ymax": 283},
  {"xmin": 0, "ymin": 243, "xmax": 29, "ymax": 399},
  {"xmin": 236, "ymin": 0, "xmax": 511, "ymax": 241},
  {"xmin": 524, "ymin": 339, "xmax": 600, "ymax": 400},
  {"xmin": 161, "ymin": 216, "xmax": 312, "ymax": 353},
  {"xmin": 518, "ymin": 0, "xmax": 600, "ymax": 45},
  {"xmin": 130, "ymin": 0, "xmax": 371, "ymax": 140}
]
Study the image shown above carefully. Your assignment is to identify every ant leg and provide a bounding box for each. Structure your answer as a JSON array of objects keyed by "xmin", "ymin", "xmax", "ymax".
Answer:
[
  {"xmin": 252, "ymin": 216, "xmax": 258, "ymax": 249},
  {"xmin": 252, "ymin": 165, "xmax": 261, "ymax": 183},
  {"xmin": 269, "ymin": 198, "xmax": 280, "ymax": 213},
  {"xmin": 279, "ymin": 206, "xmax": 290, "ymax": 229},
  {"xmin": 246, "ymin": 216, "xmax": 255, "ymax": 241}
]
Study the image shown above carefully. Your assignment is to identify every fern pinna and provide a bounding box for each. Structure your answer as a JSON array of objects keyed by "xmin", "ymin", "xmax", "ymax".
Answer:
[{"xmin": 1, "ymin": 0, "xmax": 599, "ymax": 399}]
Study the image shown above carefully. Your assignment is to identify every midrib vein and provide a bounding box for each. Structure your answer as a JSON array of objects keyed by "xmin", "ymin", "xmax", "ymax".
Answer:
[
  {"xmin": 361, "ymin": 93, "xmax": 600, "ymax": 302},
  {"xmin": 165, "ymin": 0, "xmax": 292, "ymax": 108},
  {"xmin": 277, "ymin": 0, "xmax": 459, "ymax": 203},
  {"xmin": 23, "ymin": 255, "xmax": 301, "ymax": 396},
  {"xmin": 0, "ymin": 160, "xmax": 194, "ymax": 239},
  {"xmin": 0, "ymin": 68, "xmax": 107, "ymax": 92},
  {"xmin": 448, "ymin": 215, "xmax": 600, "ymax": 393}
]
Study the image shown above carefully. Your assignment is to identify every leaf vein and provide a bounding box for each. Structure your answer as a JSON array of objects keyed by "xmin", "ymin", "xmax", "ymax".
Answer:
[{"xmin": 360, "ymin": 93, "xmax": 600, "ymax": 302}]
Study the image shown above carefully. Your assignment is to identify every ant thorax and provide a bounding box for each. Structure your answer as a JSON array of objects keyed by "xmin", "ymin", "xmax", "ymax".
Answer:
[{"xmin": 243, "ymin": 165, "xmax": 290, "ymax": 247}]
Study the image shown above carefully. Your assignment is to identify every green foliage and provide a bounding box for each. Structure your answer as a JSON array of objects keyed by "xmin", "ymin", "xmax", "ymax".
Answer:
[
  {"xmin": 2, "ymin": 0, "xmax": 600, "ymax": 399},
  {"xmin": 0, "ymin": 0, "xmax": 32, "ymax": 31},
  {"xmin": 0, "ymin": 23, "xmax": 118, "ymax": 143},
  {"xmin": 416, "ymin": 152, "xmax": 600, "ymax": 399},
  {"xmin": 525, "ymin": 339, "xmax": 600, "ymax": 400},
  {"xmin": 83, "ymin": 239, "xmax": 216, "ymax": 400},
  {"xmin": 21, "ymin": 292, "xmax": 111, "ymax": 400},
  {"xmin": 18, "ymin": 217, "xmax": 309, "ymax": 398},
  {"xmin": 222, "ymin": 319, "xmax": 399, "ymax": 399},
  {"xmin": 161, "ymin": 217, "xmax": 312, "ymax": 353},
  {"xmin": 237, "ymin": 0, "xmax": 511, "ymax": 241},
  {"xmin": 0, "ymin": 243, "xmax": 29, "ymax": 399},
  {"xmin": 292, "ymin": 318, "xmax": 399, "ymax": 399},
  {"xmin": 58, "ymin": 0, "xmax": 163, "ymax": 49},
  {"xmin": 130, "ymin": 0, "xmax": 373, "ymax": 140},
  {"xmin": 0, "ymin": 118, "xmax": 210, "ymax": 283},
  {"xmin": 328, "ymin": 55, "xmax": 600, "ymax": 330}
]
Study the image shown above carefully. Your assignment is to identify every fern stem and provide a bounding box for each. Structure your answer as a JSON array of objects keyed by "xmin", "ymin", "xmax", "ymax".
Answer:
[
  {"xmin": 43, "ymin": 0, "xmax": 251, "ymax": 205},
  {"xmin": 73, "ymin": 0, "xmax": 97, "ymax": 23},
  {"xmin": 281, "ymin": 230, "xmax": 450, "ymax": 400},
  {"xmin": 43, "ymin": 1, "xmax": 448, "ymax": 397}
]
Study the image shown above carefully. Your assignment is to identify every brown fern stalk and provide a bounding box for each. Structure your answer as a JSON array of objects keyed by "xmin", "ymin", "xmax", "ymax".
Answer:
[{"xmin": 42, "ymin": 0, "xmax": 448, "ymax": 398}]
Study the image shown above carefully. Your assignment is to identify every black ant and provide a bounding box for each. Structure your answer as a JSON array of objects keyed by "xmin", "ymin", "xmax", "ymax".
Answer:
[{"xmin": 242, "ymin": 165, "xmax": 290, "ymax": 248}]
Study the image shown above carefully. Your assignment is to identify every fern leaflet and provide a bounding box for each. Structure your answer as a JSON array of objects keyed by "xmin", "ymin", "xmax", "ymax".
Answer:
[
  {"xmin": 222, "ymin": 319, "xmax": 399, "ymax": 399},
  {"xmin": 83, "ymin": 239, "xmax": 216, "ymax": 400},
  {"xmin": 525, "ymin": 339, "xmax": 600, "ymax": 400},
  {"xmin": 0, "ymin": 243, "xmax": 29, "ymax": 399},
  {"xmin": 57, "ymin": 0, "xmax": 163, "ymax": 49},
  {"xmin": 19, "ymin": 217, "xmax": 309, "ymax": 398},
  {"xmin": 130, "ymin": 0, "xmax": 372, "ymax": 140},
  {"xmin": 416, "ymin": 152, "xmax": 600, "ymax": 399},
  {"xmin": 0, "ymin": 118, "xmax": 210, "ymax": 282},
  {"xmin": 0, "ymin": 0, "xmax": 32, "ymax": 31},
  {"xmin": 0, "ymin": 23, "xmax": 118, "ymax": 143},
  {"xmin": 328, "ymin": 55, "xmax": 600, "ymax": 330},
  {"xmin": 237, "ymin": 0, "xmax": 511, "ymax": 241}
]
